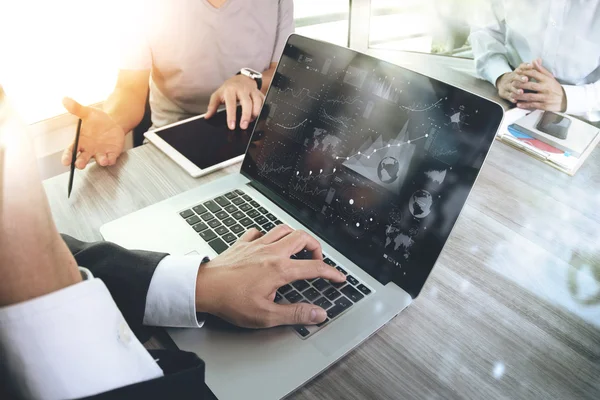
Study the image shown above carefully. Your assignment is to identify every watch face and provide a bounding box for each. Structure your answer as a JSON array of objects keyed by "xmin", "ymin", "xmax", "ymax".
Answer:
[{"xmin": 242, "ymin": 68, "xmax": 262, "ymax": 78}]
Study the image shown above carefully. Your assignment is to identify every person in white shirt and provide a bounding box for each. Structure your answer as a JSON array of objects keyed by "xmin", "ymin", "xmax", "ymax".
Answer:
[
  {"xmin": 470, "ymin": 0, "xmax": 600, "ymax": 123},
  {"xmin": 0, "ymin": 87, "xmax": 344, "ymax": 399},
  {"xmin": 60, "ymin": 0, "xmax": 294, "ymax": 170}
]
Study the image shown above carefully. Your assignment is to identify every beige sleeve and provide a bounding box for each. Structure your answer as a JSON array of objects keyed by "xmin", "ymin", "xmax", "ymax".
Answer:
[{"xmin": 272, "ymin": 0, "xmax": 296, "ymax": 63}]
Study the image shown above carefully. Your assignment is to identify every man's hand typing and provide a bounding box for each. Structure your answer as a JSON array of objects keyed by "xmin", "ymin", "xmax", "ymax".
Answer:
[{"xmin": 195, "ymin": 225, "xmax": 346, "ymax": 328}]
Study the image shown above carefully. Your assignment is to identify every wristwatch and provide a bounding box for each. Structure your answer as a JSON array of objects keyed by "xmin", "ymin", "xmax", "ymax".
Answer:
[{"xmin": 237, "ymin": 68, "xmax": 263, "ymax": 91}]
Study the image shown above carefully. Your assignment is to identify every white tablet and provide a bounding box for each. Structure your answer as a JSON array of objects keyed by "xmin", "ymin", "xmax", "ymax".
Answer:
[{"xmin": 144, "ymin": 107, "xmax": 255, "ymax": 178}]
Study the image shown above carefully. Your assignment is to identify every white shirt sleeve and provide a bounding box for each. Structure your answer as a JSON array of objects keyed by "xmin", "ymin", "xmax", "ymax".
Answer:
[
  {"xmin": 143, "ymin": 255, "xmax": 208, "ymax": 328},
  {"xmin": 272, "ymin": 0, "xmax": 295, "ymax": 63},
  {"xmin": 0, "ymin": 279, "xmax": 163, "ymax": 400},
  {"xmin": 469, "ymin": 0, "xmax": 513, "ymax": 86}
]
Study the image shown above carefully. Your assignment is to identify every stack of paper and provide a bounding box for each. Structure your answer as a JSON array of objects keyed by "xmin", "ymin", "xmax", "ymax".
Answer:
[{"xmin": 496, "ymin": 109, "xmax": 600, "ymax": 176}]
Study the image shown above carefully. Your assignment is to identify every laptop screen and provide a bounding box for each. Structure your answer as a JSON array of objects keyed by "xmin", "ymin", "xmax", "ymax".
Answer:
[{"xmin": 242, "ymin": 35, "xmax": 503, "ymax": 298}]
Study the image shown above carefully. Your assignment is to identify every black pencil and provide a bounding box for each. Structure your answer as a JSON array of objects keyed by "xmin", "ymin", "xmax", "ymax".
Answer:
[{"xmin": 67, "ymin": 118, "xmax": 82, "ymax": 198}]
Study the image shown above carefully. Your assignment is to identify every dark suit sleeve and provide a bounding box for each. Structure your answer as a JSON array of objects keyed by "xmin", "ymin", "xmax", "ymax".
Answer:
[
  {"xmin": 79, "ymin": 350, "xmax": 209, "ymax": 400},
  {"xmin": 61, "ymin": 235, "xmax": 168, "ymax": 342}
]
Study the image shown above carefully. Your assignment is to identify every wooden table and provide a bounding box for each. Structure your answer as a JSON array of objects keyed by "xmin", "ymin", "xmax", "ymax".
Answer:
[{"xmin": 43, "ymin": 70, "xmax": 600, "ymax": 399}]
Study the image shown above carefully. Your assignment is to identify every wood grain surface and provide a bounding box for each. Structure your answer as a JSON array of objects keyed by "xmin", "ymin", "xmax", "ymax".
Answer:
[{"xmin": 43, "ymin": 76, "xmax": 600, "ymax": 400}]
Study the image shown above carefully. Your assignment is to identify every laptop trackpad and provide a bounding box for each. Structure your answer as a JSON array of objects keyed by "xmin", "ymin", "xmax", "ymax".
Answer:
[{"xmin": 312, "ymin": 300, "xmax": 396, "ymax": 357}]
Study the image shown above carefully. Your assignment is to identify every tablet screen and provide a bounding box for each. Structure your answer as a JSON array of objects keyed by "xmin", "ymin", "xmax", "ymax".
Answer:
[{"xmin": 155, "ymin": 108, "xmax": 256, "ymax": 170}]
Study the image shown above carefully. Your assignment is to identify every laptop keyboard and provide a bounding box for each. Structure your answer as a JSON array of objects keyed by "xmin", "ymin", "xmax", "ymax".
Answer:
[{"xmin": 179, "ymin": 189, "xmax": 373, "ymax": 339}]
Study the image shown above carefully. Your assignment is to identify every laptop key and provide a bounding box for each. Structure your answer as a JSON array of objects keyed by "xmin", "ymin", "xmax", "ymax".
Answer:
[
  {"xmin": 258, "ymin": 206, "xmax": 268, "ymax": 214},
  {"xmin": 327, "ymin": 305, "xmax": 345, "ymax": 319},
  {"xmin": 193, "ymin": 205, "xmax": 208, "ymax": 215},
  {"xmin": 274, "ymin": 220, "xmax": 283, "ymax": 225},
  {"xmin": 314, "ymin": 297, "xmax": 333, "ymax": 309},
  {"xmin": 331, "ymin": 281, "xmax": 346, "ymax": 289},
  {"xmin": 208, "ymin": 238, "xmax": 228, "ymax": 254},
  {"xmin": 249, "ymin": 200, "xmax": 260, "ymax": 207},
  {"xmin": 242, "ymin": 194, "xmax": 252, "ymax": 201},
  {"xmin": 222, "ymin": 217, "xmax": 236, "ymax": 227},
  {"xmin": 201, "ymin": 213, "xmax": 215, "ymax": 222},
  {"xmin": 317, "ymin": 318, "xmax": 329, "ymax": 327},
  {"xmin": 278, "ymin": 284, "xmax": 292, "ymax": 294},
  {"xmin": 324, "ymin": 258, "xmax": 336, "ymax": 266},
  {"xmin": 232, "ymin": 211, "xmax": 245, "ymax": 220},
  {"xmin": 180, "ymin": 209, "xmax": 194, "ymax": 219},
  {"xmin": 231, "ymin": 197, "xmax": 244, "ymax": 205},
  {"xmin": 234, "ymin": 189, "xmax": 245, "ymax": 195},
  {"xmin": 239, "ymin": 203, "xmax": 252, "ymax": 212},
  {"xmin": 255, "ymin": 215, "xmax": 269, "ymax": 225},
  {"xmin": 295, "ymin": 249, "xmax": 312, "ymax": 260},
  {"xmin": 336, "ymin": 266, "xmax": 347, "ymax": 275},
  {"xmin": 239, "ymin": 217, "xmax": 253, "ymax": 227},
  {"xmin": 224, "ymin": 191, "xmax": 238, "ymax": 199},
  {"xmin": 347, "ymin": 275, "xmax": 359, "ymax": 285},
  {"xmin": 247, "ymin": 209, "xmax": 260, "ymax": 218},
  {"xmin": 294, "ymin": 326, "xmax": 310, "ymax": 337},
  {"xmin": 357, "ymin": 284, "xmax": 372, "ymax": 295},
  {"xmin": 292, "ymin": 280, "xmax": 310, "ymax": 292},
  {"xmin": 193, "ymin": 222, "xmax": 208, "ymax": 232},
  {"xmin": 274, "ymin": 292, "xmax": 282, "ymax": 302},
  {"xmin": 208, "ymin": 219, "xmax": 222, "ymax": 228},
  {"xmin": 186, "ymin": 215, "xmax": 201, "ymax": 225},
  {"xmin": 327, "ymin": 297, "xmax": 352, "ymax": 319},
  {"xmin": 313, "ymin": 278, "xmax": 331, "ymax": 292},
  {"xmin": 262, "ymin": 222, "xmax": 275, "ymax": 231},
  {"xmin": 230, "ymin": 224, "xmax": 244, "ymax": 234},
  {"xmin": 199, "ymin": 230, "xmax": 217, "ymax": 242},
  {"xmin": 214, "ymin": 196, "xmax": 230, "ymax": 207},
  {"xmin": 266, "ymin": 213, "xmax": 277, "ymax": 221},
  {"xmin": 335, "ymin": 296, "xmax": 353, "ymax": 309},
  {"xmin": 215, "ymin": 211, "xmax": 229, "ymax": 220},
  {"xmin": 215, "ymin": 226, "xmax": 229, "ymax": 236},
  {"xmin": 203, "ymin": 200, "xmax": 221, "ymax": 213},
  {"xmin": 225, "ymin": 204, "xmax": 238, "ymax": 213},
  {"xmin": 222, "ymin": 233, "xmax": 237, "ymax": 243},
  {"xmin": 303, "ymin": 287, "xmax": 320, "ymax": 302},
  {"xmin": 323, "ymin": 287, "xmax": 341, "ymax": 301},
  {"xmin": 341, "ymin": 285, "xmax": 364, "ymax": 303},
  {"xmin": 284, "ymin": 290, "xmax": 303, "ymax": 303}
]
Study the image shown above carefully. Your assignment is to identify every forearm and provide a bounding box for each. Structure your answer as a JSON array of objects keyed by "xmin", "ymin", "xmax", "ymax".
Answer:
[
  {"xmin": 469, "ymin": 1, "xmax": 510, "ymax": 86},
  {"xmin": 262, "ymin": 62, "xmax": 278, "ymax": 94},
  {"xmin": 470, "ymin": 29, "xmax": 512, "ymax": 86},
  {"xmin": 103, "ymin": 87, "xmax": 148, "ymax": 134}
]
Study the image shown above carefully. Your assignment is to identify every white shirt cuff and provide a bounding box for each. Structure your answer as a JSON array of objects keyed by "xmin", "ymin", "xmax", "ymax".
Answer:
[
  {"xmin": 0, "ymin": 279, "xmax": 163, "ymax": 400},
  {"xmin": 563, "ymin": 84, "xmax": 589, "ymax": 115},
  {"xmin": 143, "ymin": 255, "xmax": 208, "ymax": 328},
  {"xmin": 481, "ymin": 55, "xmax": 513, "ymax": 87}
]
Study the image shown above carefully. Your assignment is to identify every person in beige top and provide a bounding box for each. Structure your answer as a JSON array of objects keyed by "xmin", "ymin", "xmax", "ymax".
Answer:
[{"xmin": 61, "ymin": 0, "xmax": 294, "ymax": 169}]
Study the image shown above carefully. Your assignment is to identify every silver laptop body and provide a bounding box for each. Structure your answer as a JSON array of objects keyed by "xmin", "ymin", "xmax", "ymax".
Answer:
[{"xmin": 101, "ymin": 35, "xmax": 503, "ymax": 399}]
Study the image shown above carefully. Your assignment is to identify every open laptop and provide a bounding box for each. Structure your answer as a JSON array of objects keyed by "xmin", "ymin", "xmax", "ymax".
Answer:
[{"xmin": 101, "ymin": 34, "xmax": 504, "ymax": 399}]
